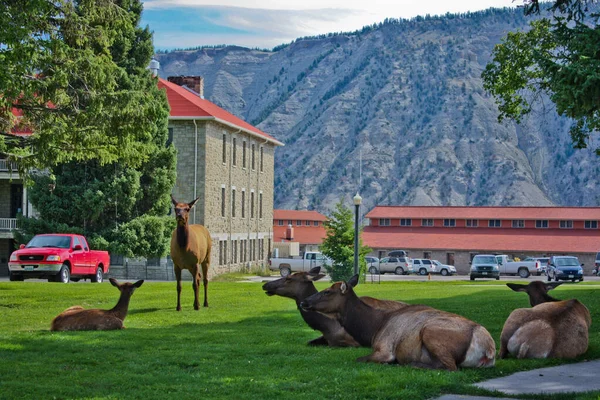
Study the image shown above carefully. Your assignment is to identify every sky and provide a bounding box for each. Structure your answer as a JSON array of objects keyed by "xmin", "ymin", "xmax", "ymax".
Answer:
[{"xmin": 141, "ymin": 0, "xmax": 517, "ymax": 50}]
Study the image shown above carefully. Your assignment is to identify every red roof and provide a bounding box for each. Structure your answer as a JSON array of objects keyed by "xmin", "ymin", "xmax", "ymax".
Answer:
[
  {"xmin": 158, "ymin": 78, "xmax": 283, "ymax": 146},
  {"xmin": 366, "ymin": 206, "xmax": 600, "ymax": 221},
  {"xmin": 7, "ymin": 107, "xmax": 33, "ymax": 136},
  {"xmin": 362, "ymin": 226, "xmax": 600, "ymax": 253},
  {"xmin": 273, "ymin": 225, "xmax": 327, "ymax": 245},
  {"xmin": 273, "ymin": 209, "xmax": 328, "ymax": 222}
]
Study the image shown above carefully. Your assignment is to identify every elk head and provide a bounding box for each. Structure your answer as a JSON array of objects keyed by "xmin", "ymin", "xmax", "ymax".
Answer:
[
  {"xmin": 506, "ymin": 281, "xmax": 562, "ymax": 307},
  {"xmin": 300, "ymin": 274, "xmax": 359, "ymax": 315},
  {"xmin": 263, "ymin": 267, "xmax": 325, "ymax": 298},
  {"xmin": 171, "ymin": 194, "xmax": 200, "ymax": 226}
]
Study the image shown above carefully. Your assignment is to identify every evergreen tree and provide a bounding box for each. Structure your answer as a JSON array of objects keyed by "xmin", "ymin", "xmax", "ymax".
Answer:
[{"xmin": 320, "ymin": 200, "xmax": 371, "ymax": 282}]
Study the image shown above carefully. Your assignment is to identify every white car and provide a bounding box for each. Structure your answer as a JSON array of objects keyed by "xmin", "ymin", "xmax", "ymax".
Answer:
[
  {"xmin": 377, "ymin": 257, "xmax": 413, "ymax": 275},
  {"xmin": 431, "ymin": 260, "xmax": 456, "ymax": 276},
  {"xmin": 412, "ymin": 259, "xmax": 437, "ymax": 276}
]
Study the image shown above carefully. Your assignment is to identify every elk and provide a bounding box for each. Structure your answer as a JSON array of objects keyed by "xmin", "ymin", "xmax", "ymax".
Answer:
[
  {"xmin": 170, "ymin": 194, "xmax": 212, "ymax": 310},
  {"xmin": 500, "ymin": 281, "xmax": 591, "ymax": 359},
  {"xmin": 262, "ymin": 267, "xmax": 406, "ymax": 347},
  {"xmin": 51, "ymin": 278, "xmax": 144, "ymax": 331},
  {"xmin": 300, "ymin": 275, "xmax": 496, "ymax": 370}
]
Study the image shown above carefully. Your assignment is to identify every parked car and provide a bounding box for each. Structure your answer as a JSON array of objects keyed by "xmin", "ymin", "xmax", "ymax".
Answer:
[
  {"xmin": 412, "ymin": 258, "xmax": 437, "ymax": 276},
  {"xmin": 387, "ymin": 250, "xmax": 408, "ymax": 257},
  {"xmin": 593, "ymin": 252, "xmax": 600, "ymax": 276},
  {"xmin": 547, "ymin": 256, "xmax": 584, "ymax": 282},
  {"xmin": 431, "ymin": 260, "xmax": 457, "ymax": 276},
  {"xmin": 523, "ymin": 257, "xmax": 550, "ymax": 275},
  {"xmin": 8, "ymin": 234, "xmax": 110, "ymax": 283},
  {"xmin": 378, "ymin": 256, "xmax": 413, "ymax": 275},
  {"xmin": 469, "ymin": 254, "xmax": 500, "ymax": 281},
  {"xmin": 495, "ymin": 255, "xmax": 541, "ymax": 278},
  {"xmin": 268, "ymin": 251, "xmax": 331, "ymax": 277},
  {"xmin": 365, "ymin": 256, "xmax": 379, "ymax": 274}
]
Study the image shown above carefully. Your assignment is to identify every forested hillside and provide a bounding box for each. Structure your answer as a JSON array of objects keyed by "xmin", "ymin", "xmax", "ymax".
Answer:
[{"xmin": 156, "ymin": 7, "xmax": 600, "ymax": 214}]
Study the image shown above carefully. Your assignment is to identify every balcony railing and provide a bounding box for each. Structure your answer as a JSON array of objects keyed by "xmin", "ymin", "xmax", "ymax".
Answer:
[
  {"xmin": 0, "ymin": 159, "xmax": 19, "ymax": 172},
  {"xmin": 0, "ymin": 218, "xmax": 18, "ymax": 231}
]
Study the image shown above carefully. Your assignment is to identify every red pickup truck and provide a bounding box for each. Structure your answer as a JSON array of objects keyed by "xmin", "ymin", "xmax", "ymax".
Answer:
[{"xmin": 8, "ymin": 234, "xmax": 110, "ymax": 283}]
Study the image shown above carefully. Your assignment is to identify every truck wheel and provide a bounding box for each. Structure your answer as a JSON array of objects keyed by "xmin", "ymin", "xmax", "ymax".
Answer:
[
  {"xmin": 419, "ymin": 268, "xmax": 427, "ymax": 276},
  {"xmin": 57, "ymin": 264, "xmax": 70, "ymax": 283},
  {"xmin": 518, "ymin": 268, "xmax": 530, "ymax": 278},
  {"xmin": 280, "ymin": 267, "xmax": 291, "ymax": 277},
  {"xmin": 470, "ymin": 275, "xmax": 475, "ymax": 281},
  {"xmin": 440, "ymin": 269, "xmax": 448, "ymax": 276},
  {"xmin": 394, "ymin": 267, "xmax": 404, "ymax": 275},
  {"xmin": 91, "ymin": 267, "xmax": 103, "ymax": 283}
]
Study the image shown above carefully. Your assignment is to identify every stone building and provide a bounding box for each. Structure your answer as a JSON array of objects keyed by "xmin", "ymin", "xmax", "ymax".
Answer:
[
  {"xmin": 158, "ymin": 77, "xmax": 284, "ymax": 276},
  {"xmin": 363, "ymin": 206, "xmax": 600, "ymax": 275}
]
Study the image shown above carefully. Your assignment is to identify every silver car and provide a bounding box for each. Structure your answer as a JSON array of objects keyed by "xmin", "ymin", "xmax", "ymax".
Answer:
[{"xmin": 378, "ymin": 256, "xmax": 413, "ymax": 275}]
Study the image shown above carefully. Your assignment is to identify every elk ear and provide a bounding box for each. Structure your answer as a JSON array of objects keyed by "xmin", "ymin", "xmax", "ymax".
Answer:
[
  {"xmin": 308, "ymin": 266, "xmax": 321, "ymax": 274},
  {"xmin": 170, "ymin": 193, "xmax": 178, "ymax": 206},
  {"xmin": 347, "ymin": 274, "xmax": 359, "ymax": 288},
  {"xmin": 546, "ymin": 282, "xmax": 563, "ymax": 290},
  {"xmin": 305, "ymin": 272, "xmax": 325, "ymax": 281},
  {"xmin": 340, "ymin": 281, "xmax": 348, "ymax": 294},
  {"xmin": 506, "ymin": 283, "xmax": 527, "ymax": 292},
  {"xmin": 188, "ymin": 196, "xmax": 201, "ymax": 209},
  {"xmin": 109, "ymin": 278, "xmax": 119, "ymax": 287},
  {"xmin": 134, "ymin": 280, "xmax": 144, "ymax": 288}
]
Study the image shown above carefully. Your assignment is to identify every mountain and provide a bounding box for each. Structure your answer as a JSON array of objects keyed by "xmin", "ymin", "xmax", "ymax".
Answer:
[{"xmin": 156, "ymin": 7, "xmax": 600, "ymax": 215}]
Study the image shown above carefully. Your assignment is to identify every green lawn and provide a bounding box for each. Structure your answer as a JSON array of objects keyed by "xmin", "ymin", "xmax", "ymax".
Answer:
[{"xmin": 1, "ymin": 278, "xmax": 599, "ymax": 399}]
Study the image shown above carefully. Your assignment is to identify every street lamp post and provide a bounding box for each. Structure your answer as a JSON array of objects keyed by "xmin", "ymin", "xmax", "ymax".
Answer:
[{"xmin": 353, "ymin": 193, "xmax": 362, "ymax": 276}]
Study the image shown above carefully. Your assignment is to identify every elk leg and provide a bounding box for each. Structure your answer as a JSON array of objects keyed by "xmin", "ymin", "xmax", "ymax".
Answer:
[
  {"xmin": 499, "ymin": 342, "xmax": 509, "ymax": 359},
  {"xmin": 357, "ymin": 343, "xmax": 396, "ymax": 363},
  {"xmin": 193, "ymin": 267, "xmax": 200, "ymax": 310},
  {"xmin": 421, "ymin": 328, "xmax": 459, "ymax": 371},
  {"xmin": 175, "ymin": 268, "xmax": 182, "ymax": 311},
  {"xmin": 202, "ymin": 264, "xmax": 209, "ymax": 308},
  {"xmin": 307, "ymin": 336, "xmax": 329, "ymax": 346}
]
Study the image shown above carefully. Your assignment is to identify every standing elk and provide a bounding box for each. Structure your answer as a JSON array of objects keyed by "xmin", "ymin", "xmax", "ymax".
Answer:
[
  {"xmin": 170, "ymin": 194, "xmax": 212, "ymax": 310},
  {"xmin": 300, "ymin": 275, "xmax": 496, "ymax": 371},
  {"xmin": 500, "ymin": 281, "xmax": 591, "ymax": 359},
  {"xmin": 51, "ymin": 278, "xmax": 144, "ymax": 331},
  {"xmin": 262, "ymin": 267, "xmax": 406, "ymax": 347}
]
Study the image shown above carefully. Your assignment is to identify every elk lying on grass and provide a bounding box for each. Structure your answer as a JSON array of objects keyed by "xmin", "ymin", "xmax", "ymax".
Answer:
[
  {"xmin": 51, "ymin": 278, "xmax": 144, "ymax": 331},
  {"xmin": 262, "ymin": 267, "xmax": 406, "ymax": 347},
  {"xmin": 300, "ymin": 275, "xmax": 496, "ymax": 370},
  {"xmin": 170, "ymin": 194, "xmax": 212, "ymax": 310},
  {"xmin": 500, "ymin": 281, "xmax": 591, "ymax": 359}
]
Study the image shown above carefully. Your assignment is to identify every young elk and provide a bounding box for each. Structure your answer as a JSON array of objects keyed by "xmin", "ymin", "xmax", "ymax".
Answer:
[
  {"xmin": 262, "ymin": 267, "xmax": 406, "ymax": 347},
  {"xmin": 300, "ymin": 275, "xmax": 496, "ymax": 371},
  {"xmin": 170, "ymin": 194, "xmax": 212, "ymax": 310},
  {"xmin": 51, "ymin": 278, "xmax": 144, "ymax": 331},
  {"xmin": 500, "ymin": 281, "xmax": 591, "ymax": 359}
]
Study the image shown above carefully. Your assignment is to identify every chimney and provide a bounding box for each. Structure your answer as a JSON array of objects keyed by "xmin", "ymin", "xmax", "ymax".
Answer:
[
  {"xmin": 285, "ymin": 224, "xmax": 294, "ymax": 241},
  {"xmin": 148, "ymin": 58, "xmax": 160, "ymax": 77},
  {"xmin": 167, "ymin": 76, "xmax": 204, "ymax": 99}
]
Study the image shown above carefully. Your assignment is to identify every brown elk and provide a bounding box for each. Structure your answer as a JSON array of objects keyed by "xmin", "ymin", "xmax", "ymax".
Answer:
[
  {"xmin": 262, "ymin": 267, "xmax": 406, "ymax": 347},
  {"xmin": 170, "ymin": 194, "xmax": 212, "ymax": 310},
  {"xmin": 51, "ymin": 278, "xmax": 144, "ymax": 331},
  {"xmin": 300, "ymin": 275, "xmax": 496, "ymax": 370},
  {"xmin": 500, "ymin": 281, "xmax": 591, "ymax": 359}
]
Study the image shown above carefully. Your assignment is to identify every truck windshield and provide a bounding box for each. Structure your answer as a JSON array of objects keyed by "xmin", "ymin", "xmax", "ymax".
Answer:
[
  {"xmin": 26, "ymin": 235, "xmax": 71, "ymax": 249},
  {"xmin": 473, "ymin": 256, "xmax": 496, "ymax": 264}
]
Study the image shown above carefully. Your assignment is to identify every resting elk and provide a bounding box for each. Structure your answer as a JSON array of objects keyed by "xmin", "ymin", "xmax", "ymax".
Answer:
[
  {"xmin": 300, "ymin": 275, "xmax": 496, "ymax": 370},
  {"xmin": 500, "ymin": 281, "xmax": 591, "ymax": 359},
  {"xmin": 262, "ymin": 267, "xmax": 406, "ymax": 347},
  {"xmin": 170, "ymin": 194, "xmax": 212, "ymax": 310},
  {"xmin": 51, "ymin": 278, "xmax": 144, "ymax": 331}
]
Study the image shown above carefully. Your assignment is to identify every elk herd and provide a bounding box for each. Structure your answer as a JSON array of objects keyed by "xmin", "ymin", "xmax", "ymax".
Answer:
[{"xmin": 48, "ymin": 195, "xmax": 592, "ymax": 371}]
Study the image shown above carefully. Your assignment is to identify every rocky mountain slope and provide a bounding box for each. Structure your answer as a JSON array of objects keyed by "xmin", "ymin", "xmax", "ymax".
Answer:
[{"xmin": 156, "ymin": 7, "xmax": 600, "ymax": 215}]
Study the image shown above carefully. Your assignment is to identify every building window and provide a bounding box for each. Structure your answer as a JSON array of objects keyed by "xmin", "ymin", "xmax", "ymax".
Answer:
[
  {"xmin": 535, "ymin": 220, "xmax": 549, "ymax": 228},
  {"xmin": 232, "ymin": 240, "xmax": 237, "ymax": 263},
  {"xmin": 512, "ymin": 220, "xmax": 525, "ymax": 228},
  {"xmin": 400, "ymin": 218, "xmax": 412, "ymax": 226},
  {"xmin": 250, "ymin": 192, "xmax": 255, "ymax": 218},
  {"xmin": 166, "ymin": 128, "xmax": 173, "ymax": 147},
  {"xmin": 278, "ymin": 219, "xmax": 284, "ymax": 226},
  {"xmin": 421, "ymin": 219, "xmax": 434, "ymax": 227},
  {"xmin": 444, "ymin": 219, "xmax": 456, "ymax": 227},
  {"xmin": 219, "ymin": 241, "xmax": 223, "ymax": 265},
  {"xmin": 221, "ymin": 187, "xmax": 226, "ymax": 217},
  {"xmin": 488, "ymin": 219, "xmax": 501, "ymax": 228},
  {"xmin": 241, "ymin": 190, "xmax": 246, "ymax": 218},
  {"xmin": 379, "ymin": 218, "xmax": 391, "ymax": 226},
  {"xmin": 466, "ymin": 219, "xmax": 478, "ymax": 227},
  {"xmin": 231, "ymin": 188, "xmax": 236, "ymax": 218},
  {"xmin": 560, "ymin": 220, "xmax": 573, "ymax": 229},
  {"xmin": 305, "ymin": 220, "xmax": 311, "ymax": 226},
  {"xmin": 585, "ymin": 220, "xmax": 598, "ymax": 229},
  {"xmin": 242, "ymin": 141, "xmax": 247, "ymax": 168},
  {"xmin": 251, "ymin": 144, "xmax": 256, "ymax": 170},
  {"xmin": 288, "ymin": 220, "xmax": 292, "ymax": 225},
  {"xmin": 259, "ymin": 192, "xmax": 263, "ymax": 219},
  {"xmin": 260, "ymin": 147, "xmax": 264, "ymax": 172},
  {"xmin": 223, "ymin": 240, "xmax": 227, "ymax": 264},
  {"xmin": 423, "ymin": 251, "xmax": 431, "ymax": 259},
  {"xmin": 313, "ymin": 221, "xmax": 319, "ymax": 227},
  {"xmin": 296, "ymin": 220, "xmax": 302, "ymax": 226},
  {"xmin": 222, "ymin": 134, "xmax": 227, "ymax": 163},
  {"xmin": 232, "ymin": 138, "xmax": 237, "ymax": 166}
]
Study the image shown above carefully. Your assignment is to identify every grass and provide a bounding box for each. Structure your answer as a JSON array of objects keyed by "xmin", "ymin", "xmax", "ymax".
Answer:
[{"xmin": 1, "ymin": 277, "xmax": 599, "ymax": 399}]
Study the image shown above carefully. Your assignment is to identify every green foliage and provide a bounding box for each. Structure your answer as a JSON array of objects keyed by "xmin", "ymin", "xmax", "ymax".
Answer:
[
  {"xmin": 482, "ymin": 1, "xmax": 600, "ymax": 154},
  {"xmin": 0, "ymin": 0, "xmax": 169, "ymax": 175},
  {"xmin": 320, "ymin": 200, "xmax": 371, "ymax": 282}
]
